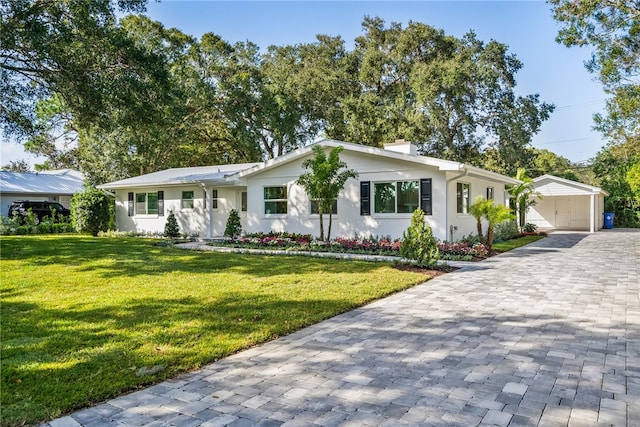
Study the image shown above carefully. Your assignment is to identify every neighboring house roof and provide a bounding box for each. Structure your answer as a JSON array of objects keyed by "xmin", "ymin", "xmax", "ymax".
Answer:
[
  {"xmin": 98, "ymin": 163, "xmax": 260, "ymax": 190},
  {"xmin": 99, "ymin": 139, "xmax": 519, "ymax": 190},
  {"xmin": 532, "ymin": 174, "xmax": 608, "ymax": 197},
  {"xmin": 0, "ymin": 169, "xmax": 85, "ymax": 195}
]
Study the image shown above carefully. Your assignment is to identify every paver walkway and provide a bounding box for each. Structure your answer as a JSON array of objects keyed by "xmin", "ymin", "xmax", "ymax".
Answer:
[{"xmin": 45, "ymin": 231, "xmax": 640, "ymax": 427}]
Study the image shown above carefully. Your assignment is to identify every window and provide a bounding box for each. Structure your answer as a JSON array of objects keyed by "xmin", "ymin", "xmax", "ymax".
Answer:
[
  {"xmin": 136, "ymin": 192, "xmax": 158, "ymax": 215},
  {"xmin": 486, "ymin": 187, "xmax": 494, "ymax": 200},
  {"xmin": 264, "ymin": 186, "xmax": 287, "ymax": 214},
  {"xmin": 457, "ymin": 183, "xmax": 470, "ymax": 214},
  {"xmin": 310, "ymin": 200, "xmax": 338, "ymax": 215},
  {"xmin": 241, "ymin": 192, "xmax": 247, "ymax": 212},
  {"xmin": 374, "ymin": 180, "xmax": 419, "ymax": 214},
  {"xmin": 182, "ymin": 191, "xmax": 194, "ymax": 209}
]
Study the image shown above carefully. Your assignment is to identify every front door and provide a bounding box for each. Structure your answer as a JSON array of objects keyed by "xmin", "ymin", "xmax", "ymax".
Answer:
[
  {"xmin": 555, "ymin": 197, "xmax": 571, "ymax": 228},
  {"xmin": 237, "ymin": 191, "xmax": 248, "ymax": 231}
]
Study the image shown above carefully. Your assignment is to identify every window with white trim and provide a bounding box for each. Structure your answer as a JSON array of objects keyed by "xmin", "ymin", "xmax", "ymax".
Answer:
[
  {"xmin": 182, "ymin": 191, "xmax": 194, "ymax": 209},
  {"xmin": 457, "ymin": 183, "xmax": 470, "ymax": 214},
  {"xmin": 374, "ymin": 180, "xmax": 419, "ymax": 214},
  {"xmin": 264, "ymin": 186, "xmax": 287, "ymax": 214},
  {"xmin": 136, "ymin": 192, "xmax": 158, "ymax": 215}
]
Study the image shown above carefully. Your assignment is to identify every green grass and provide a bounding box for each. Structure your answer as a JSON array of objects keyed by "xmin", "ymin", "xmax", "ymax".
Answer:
[
  {"xmin": 0, "ymin": 235, "xmax": 427, "ymax": 426},
  {"xmin": 493, "ymin": 234, "xmax": 546, "ymax": 252}
]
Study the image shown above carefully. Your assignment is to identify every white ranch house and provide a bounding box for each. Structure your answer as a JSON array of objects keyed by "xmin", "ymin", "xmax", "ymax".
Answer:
[{"xmin": 99, "ymin": 139, "xmax": 521, "ymax": 241}]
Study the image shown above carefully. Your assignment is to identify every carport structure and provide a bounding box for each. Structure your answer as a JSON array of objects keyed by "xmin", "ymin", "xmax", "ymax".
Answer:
[{"xmin": 526, "ymin": 174, "xmax": 608, "ymax": 233}]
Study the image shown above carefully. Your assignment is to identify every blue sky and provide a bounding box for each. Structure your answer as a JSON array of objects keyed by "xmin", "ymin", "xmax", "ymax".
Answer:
[{"xmin": 1, "ymin": 0, "xmax": 607, "ymax": 166}]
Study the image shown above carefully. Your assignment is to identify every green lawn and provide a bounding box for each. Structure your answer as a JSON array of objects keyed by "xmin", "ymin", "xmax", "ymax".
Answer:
[
  {"xmin": 0, "ymin": 235, "xmax": 427, "ymax": 427},
  {"xmin": 493, "ymin": 234, "xmax": 546, "ymax": 252}
]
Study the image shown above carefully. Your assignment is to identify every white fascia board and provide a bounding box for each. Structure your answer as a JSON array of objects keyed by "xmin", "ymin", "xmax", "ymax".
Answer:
[
  {"xmin": 463, "ymin": 165, "xmax": 521, "ymax": 185},
  {"xmin": 235, "ymin": 138, "xmax": 466, "ymax": 178},
  {"xmin": 533, "ymin": 174, "xmax": 608, "ymax": 196}
]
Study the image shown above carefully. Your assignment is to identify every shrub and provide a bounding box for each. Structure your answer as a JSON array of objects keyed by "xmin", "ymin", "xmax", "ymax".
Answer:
[
  {"xmin": 458, "ymin": 234, "xmax": 483, "ymax": 246},
  {"xmin": 16, "ymin": 225, "xmax": 31, "ymax": 235},
  {"xmin": 163, "ymin": 212, "xmax": 181, "ymax": 238},
  {"xmin": 37, "ymin": 222, "xmax": 53, "ymax": 234},
  {"xmin": 494, "ymin": 220, "xmax": 520, "ymax": 243},
  {"xmin": 52, "ymin": 223, "xmax": 68, "ymax": 233},
  {"xmin": 224, "ymin": 209, "xmax": 242, "ymax": 239},
  {"xmin": 71, "ymin": 187, "xmax": 112, "ymax": 236},
  {"xmin": 400, "ymin": 209, "xmax": 439, "ymax": 268},
  {"xmin": 523, "ymin": 223, "xmax": 538, "ymax": 233}
]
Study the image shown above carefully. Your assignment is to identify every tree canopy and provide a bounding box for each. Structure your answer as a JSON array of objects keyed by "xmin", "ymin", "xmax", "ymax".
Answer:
[
  {"xmin": 551, "ymin": 0, "xmax": 640, "ymax": 226},
  {"xmin": 0, "ymin": 0, "xmax": 168, "ymax": 138},
  {"xmin": 3, "ymin": 11, "xmax": 555, "ymax": 184},
  {"xmin": 551, "ymin": 0, "xmax": 639, "ymax": 145}
]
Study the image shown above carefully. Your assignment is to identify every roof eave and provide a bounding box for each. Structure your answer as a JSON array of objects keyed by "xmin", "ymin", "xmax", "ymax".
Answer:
[{"xmin": 98, "ymin": 177, "xmax": 242, "ymax": 190}]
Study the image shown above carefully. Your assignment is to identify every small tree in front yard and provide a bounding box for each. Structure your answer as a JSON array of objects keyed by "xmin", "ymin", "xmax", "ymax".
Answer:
[
  {"xmin": 508, "ymin": 168, "xmax": 542, "ymax": 232},
  {"xmin": 164, "ymin": 211, "xmax": 180, "ymax": 238},
  {"xmin": 71, "ymin": 186, "xmax": 112, "ymax": 236},
  {"xmin": 400, "ymin": 208, "xmax": 439, "ymax": 268},
  {"xmin": 469, "ymin": 196, "xmax": 492, "ymax": 242},
  {"xmin": 224, "ymin": 209, "xmax": 242, "ymax": 239},
  {"xmin": 484, "ymin": 203, "xmax": 516, "ymax": 250},
  {"xmin": 296, "ymin": 145, "xmax": 358, "ymax": 241}
]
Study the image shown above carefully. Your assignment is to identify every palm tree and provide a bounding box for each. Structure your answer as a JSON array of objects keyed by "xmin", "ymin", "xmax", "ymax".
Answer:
[
  {"xmin": 297, "ymin": 145, "xmax": 358, "ymax": 241},
  {"xmin": 484, "ymin": 203, "xmax": 516, "ymax": 250},
  {"xmin": 508, "ymin": 168, "xmax": 542, "ymax": 231},
  {"xmin": 469, "ymin": 196, "xmax": 491, "ymax": 242}
]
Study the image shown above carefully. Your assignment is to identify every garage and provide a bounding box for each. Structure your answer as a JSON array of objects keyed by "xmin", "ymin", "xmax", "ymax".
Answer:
[{"xmin": 526, "ymin": 175, "xmax": 608, "ymax": 232}]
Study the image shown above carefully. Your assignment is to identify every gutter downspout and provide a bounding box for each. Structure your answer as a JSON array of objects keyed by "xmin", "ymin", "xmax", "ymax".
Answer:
[{"xmin": 445, "ymin": 167, "xmax": 469, "ymax": 242}]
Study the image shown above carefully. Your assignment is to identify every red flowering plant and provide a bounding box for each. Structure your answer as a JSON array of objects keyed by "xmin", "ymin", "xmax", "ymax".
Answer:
[{"xmin": 437, "ymin": 241, "xmax": 489, "ymax": 260}]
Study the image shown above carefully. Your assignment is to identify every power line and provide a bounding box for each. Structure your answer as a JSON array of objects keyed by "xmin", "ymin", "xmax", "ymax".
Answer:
[{"xmin": 553, "ymin": 99, "xmax": 606, "ymax": 111}]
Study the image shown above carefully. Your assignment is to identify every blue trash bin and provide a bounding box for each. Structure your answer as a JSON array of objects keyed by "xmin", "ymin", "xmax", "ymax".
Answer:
[{"xmin": 603, "ymin": 212, "xmax": 614, "ymax": 229}]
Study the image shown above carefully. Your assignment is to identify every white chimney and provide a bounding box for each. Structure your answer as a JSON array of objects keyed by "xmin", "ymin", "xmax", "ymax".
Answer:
[{"xmin": 383, "ymin": 139, "xmax": 418, "ymax": 155}]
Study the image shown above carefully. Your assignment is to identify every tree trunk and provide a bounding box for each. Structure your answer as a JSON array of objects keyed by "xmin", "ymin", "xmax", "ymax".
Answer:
[
  {"xmin": 327, "ymin": 211, "xmax": 333, "ymax": 241},
  {"xmin": 476, "ymin": 219, "xmax": 484, "ymax": 242},
  {"xmin": 318, "ymin": 211, "xmax": 325, "ymax": 241},
  {"xmin": 487, "ymin": 226, "xmax": 494, "ymax": 250}
]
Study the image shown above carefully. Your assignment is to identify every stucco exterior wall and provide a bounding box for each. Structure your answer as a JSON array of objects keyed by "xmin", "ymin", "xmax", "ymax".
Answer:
[
  {"xmin": 114, "ymin": 186, "xmax": 244, "ymax": 236},
  {"xmin": 244, "ymin": 150, "xmax": 507, "ymax": 241},
  {"xmin": 443, "ymin": 173, "xmax": 509, "ymax": 242}
]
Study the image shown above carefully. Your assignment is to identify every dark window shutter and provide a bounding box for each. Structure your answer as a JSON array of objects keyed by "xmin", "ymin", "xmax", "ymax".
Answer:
[
  {"xmin": 420, "ymin": 178, "xmax": 432, "ymax": 215},
  {"xmin": 360, "ymin": 181, "xmax": 370, "ymax": 216},
  {"xmin": 128, "ymin": 192, "xmax": 134, "ymax": 216},
  {"xmin": 157, "ymin": 191, "xmax": 164, "ymax": 216}
]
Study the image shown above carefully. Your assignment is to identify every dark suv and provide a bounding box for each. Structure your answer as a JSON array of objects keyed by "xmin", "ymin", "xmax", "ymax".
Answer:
[{"xmin": 8, "ymin": 200, "xmax": 71, "ymax": 224}]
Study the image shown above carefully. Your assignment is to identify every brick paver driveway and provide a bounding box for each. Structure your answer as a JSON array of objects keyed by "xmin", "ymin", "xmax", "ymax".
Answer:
[{"xmin": 47, "ymin": 231, "xmax": 639, "ymax": 427}]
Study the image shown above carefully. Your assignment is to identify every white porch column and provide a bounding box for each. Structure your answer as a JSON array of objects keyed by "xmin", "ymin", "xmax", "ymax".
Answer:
[
  {"xmin": 590, "ymin": 193, "xmax": 595, "ymax": 233},
  {"xmin": 205, "ymin": 187, "xmax": 214, "ymax": 238}
]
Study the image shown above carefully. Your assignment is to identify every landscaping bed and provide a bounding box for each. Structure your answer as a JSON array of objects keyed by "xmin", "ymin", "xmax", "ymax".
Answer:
[{"xmin": 209, "ymin": 231, "xmax": 547, "ymax": 262}]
